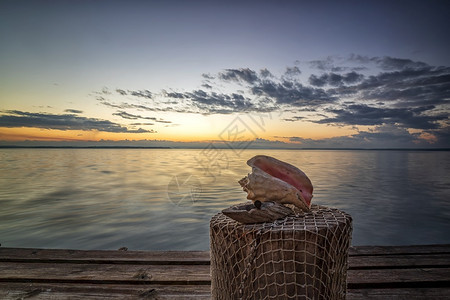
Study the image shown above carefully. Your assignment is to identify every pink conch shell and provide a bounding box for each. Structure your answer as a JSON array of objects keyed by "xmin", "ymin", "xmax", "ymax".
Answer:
[{"xmin": 238, "ymin": 155, "xmax": 313, "ymax": 211}]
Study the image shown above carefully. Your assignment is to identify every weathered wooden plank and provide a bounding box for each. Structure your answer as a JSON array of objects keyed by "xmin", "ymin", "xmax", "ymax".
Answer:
[
  {"xmin": 0, "ymin": 262, "xmax": 211, "ymax": 284},
  {"xmin": 2, "ymin": 262, "xmax": 449, "ymax": 287},
  {"xmin": 349, "ymin": 253, "xmax": 450, "ymax": 269},
  {"xmin": 0, "ymin": 282, "xmax": 212, "ymax": 299},
  {"xmin": 3, "ymin": 247, "xmax": 449, "ymax": 269},
  {"xmin": 349, "ymin": 244, "xmax": 450, "ymax": 256},
  {"xmin": 3, "ymin": 284, "xmax": 450, "ymax": 300},
  {"xmin": 347, "ymin": 268, "xmax": 450, "ymax": 288},
  {"xmin": 1, "ymin": 245, "xmax": 450, "ymax": 299},
  {"xmin": 2, "ymin": 284, "xmax": 450, "ymax": 300},
  {"xmin": 2, "ymin": 244, "xmax": 449, "ymax": 263},
  {"xmin": 0, "ymin": 248, "xmax": 210, "ymax": 265},
  {"xmin": 347, "ymin": 287, "xmax": 450, "ymax": 299}
]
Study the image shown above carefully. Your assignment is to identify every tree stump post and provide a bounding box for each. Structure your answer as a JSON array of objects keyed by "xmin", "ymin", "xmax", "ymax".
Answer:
[{"xmin": 210, "ymin": 204, "xmax": 352, "ymax": 300}]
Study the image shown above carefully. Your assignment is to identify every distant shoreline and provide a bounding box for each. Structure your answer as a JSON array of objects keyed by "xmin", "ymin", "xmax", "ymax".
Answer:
[
  {"xmin": 0, "ymin": 146, "xmax": 171, "ymax": 149},
  {"xmin": 0, "ymin": 146, "xmax": 448, "ymax": 151}
]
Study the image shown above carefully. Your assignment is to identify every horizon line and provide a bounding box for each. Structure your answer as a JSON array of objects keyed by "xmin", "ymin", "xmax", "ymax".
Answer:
[{"xmin": 0, "ymin": 145, "xmax": 449, "ymax": 151}]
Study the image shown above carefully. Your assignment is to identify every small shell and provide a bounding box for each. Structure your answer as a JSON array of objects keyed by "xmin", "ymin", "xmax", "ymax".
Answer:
[{"xmin": 222, "ymin": 201, "xmax": 293, "ymax": 224}]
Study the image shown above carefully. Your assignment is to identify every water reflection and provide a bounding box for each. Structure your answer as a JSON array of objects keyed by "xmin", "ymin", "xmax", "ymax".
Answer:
[{"xmin": 0, "ymin": 149, "xmax": 449, "ymax": 250}]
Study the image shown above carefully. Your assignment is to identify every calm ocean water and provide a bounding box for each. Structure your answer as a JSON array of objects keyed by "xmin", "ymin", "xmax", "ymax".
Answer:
[{"xmin": 1, "ymin": 148, "xmax": 449, "ymax": 250}]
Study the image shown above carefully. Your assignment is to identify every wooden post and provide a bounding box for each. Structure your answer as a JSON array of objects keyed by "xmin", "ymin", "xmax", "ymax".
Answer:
[{"xmin": 210, "ymin": 204, "xmax": 352, "ymax": 300}]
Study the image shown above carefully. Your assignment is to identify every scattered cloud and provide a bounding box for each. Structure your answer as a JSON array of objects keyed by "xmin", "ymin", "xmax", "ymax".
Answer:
[
  {"xmin": 92, "ymin": 54, "xmax": 449, "ymax": 147},
  {"xmin": 218, "ymin": 68, "xmax": 259, "ymax": 84},
  {"xmin": 101, "ymin": 87, "xmax": 111, "ymax": 95},
  {"xmin": 283, "ymin": 116, "xmax": 304, "ymax": 122},
  {"xmin": 315, "ymin": 104, "xmax": 447, "ymax": 129},
  {"xmin": 201, "ymin": 73, "xmax": 214, "ymax": 80},
  {"xmin": 251, "ymin": 80, "xmax": 335, "ymax": 107},
  {"xmin": 309, "ymin": 71, "xmax": 364, "ymax": 87},
  {"xmin": 0, "ymin": 110, "xmax": 154, "ymax": 133},
  {"xmin": 308, "ymin": 56, "xmax": 347, "ymax": 72},
  {"xmin": 260, "ymin": 68, "xmax": 273, "ymax": 78},
  {"xmin": 113, "ymin": 111, "xmax": 156, "ymax": 120},
  {"xmin": 287, "ymin": 124, "xmax": 447, "ymax": 148},
  {"xmin": 129, "ymin": 89, "xmax": 153, "ymax": 99},
  {"xmin": 284, "ymin": 66, "xmax": 301, "ymax": 77},
  {"xmin": 113, "ymin": 110, "xmax": 172, "ymax": 123},
  {"xmin": 116, "ymin": 89, "xmax": 127, "ymax": 95},
  {"xmin": 348, "ymin": 55, "xmax": 430, "ymax": 71},
  {"xmin": 64, "ymin": 109, "xmax": 83, "ymax": 114},
  {"xmin": 185, "ymin": 90, "xmax": 259, "ymax": 114},
  {"xmin": 129, "ymin": 122, "xmax": 154, "ymax": 126},
  {"xmin": 99, "ymin": 55, "xmax": 448, "ymax": 122},
  {"xmin": 99, "ymin": 100, "xmax": 163, "ymax": 112}
]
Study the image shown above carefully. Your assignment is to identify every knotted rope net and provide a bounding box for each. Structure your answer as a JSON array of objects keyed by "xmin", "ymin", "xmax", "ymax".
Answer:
[{"xmin": 210, "ymin": 204, "xmax": 352, "ymax": 300}]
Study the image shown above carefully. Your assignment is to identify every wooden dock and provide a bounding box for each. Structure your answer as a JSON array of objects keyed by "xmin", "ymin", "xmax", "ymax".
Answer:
[{"xmin": 0, "ymin": 244, "xmax": 449, "ymax": 299}]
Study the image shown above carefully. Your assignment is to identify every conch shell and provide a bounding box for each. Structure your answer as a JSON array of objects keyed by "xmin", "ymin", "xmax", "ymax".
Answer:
[{"xmin": 238, "ymin": 155, "xmax": 313, "ymax": 212}]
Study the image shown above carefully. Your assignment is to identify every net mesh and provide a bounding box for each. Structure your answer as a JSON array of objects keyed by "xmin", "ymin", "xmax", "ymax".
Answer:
[{"xmin": 210, "ymin": 203, "xmax": 352, "ymax": 300}]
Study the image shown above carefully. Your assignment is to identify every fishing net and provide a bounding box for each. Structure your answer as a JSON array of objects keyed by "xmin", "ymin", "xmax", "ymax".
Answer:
[{"xmin": 210, "ymin": 204, "xmax": 352, "ymax": 300}]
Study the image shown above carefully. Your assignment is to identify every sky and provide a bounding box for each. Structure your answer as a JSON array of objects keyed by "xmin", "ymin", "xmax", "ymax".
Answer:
[{"xmin": 0, "ymin": 0, "xmax": 449, "ymax": 148}]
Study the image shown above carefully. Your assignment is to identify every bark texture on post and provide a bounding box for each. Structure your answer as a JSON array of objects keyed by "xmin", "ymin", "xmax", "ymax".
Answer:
[{"xmin": 210, "ymin": 204, "xmax": 352, "ymax": 300}]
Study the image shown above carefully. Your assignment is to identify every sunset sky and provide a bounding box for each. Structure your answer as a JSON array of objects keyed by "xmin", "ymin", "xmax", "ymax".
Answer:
[{"xmin": 1, "ymin": 0, "xmax": 449, "ymax": 148}]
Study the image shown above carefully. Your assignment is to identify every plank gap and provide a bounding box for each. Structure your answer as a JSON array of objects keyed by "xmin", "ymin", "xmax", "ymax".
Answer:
[
  {"xmin": 0, "ymin": 258, "xmax": 210, "ymax": 265},
  {"xmin": 0, "ymin": 278, "xmax": 212, "ymax": 286},
  {"xmin": 349, "ymin": 264, "xmax": 450, "ymax": 270},
  {"xmin": 347, "ymin": 280, "xmax": 450, "ymax": 289}
]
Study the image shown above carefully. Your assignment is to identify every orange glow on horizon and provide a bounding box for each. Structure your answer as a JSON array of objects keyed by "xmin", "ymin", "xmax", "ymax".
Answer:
[
  {"xmin": 0, "ymin": 127, "xmax": 159, "ymax": 142},
  {"xmin": 0, "ymin": 127, "xmax": 261, "ymax": 143},
  {"xmin": 0, "ymin": 121, "xmax": 364, "ymax": 144}
]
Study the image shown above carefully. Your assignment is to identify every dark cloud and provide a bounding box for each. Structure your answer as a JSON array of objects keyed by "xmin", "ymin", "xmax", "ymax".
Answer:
[
  {"xmin": 126, "ymin": 128, "xmax": 153, "ymax": 133},
  {"xmin": 130, "ymin": 122, "xmax": 154, "ymax": 126},
  {"xmin": 349, "ymin": 55, "xmax": 430, "ymax": 71},
  {"xmin": 305, "ymin": 57, "xmax": 450, "ymax": 132},
  {"xmin": 308, "ymin": 57, "xmax": 347, "ymax": 72},
  {"xmin": 113, "ymin": 111, "xmax": 155, "ymax": 120},
  {"xmin": 113, "ymin": 111, "xmax": 171, "ymax": 123},
  {"xmin": 64, "ymin": 109, "xmax": 83, "ymax": 114},
  {"xmin": 308, "ymin": 57, "xmax": 335, "ymax": 71},
  {"xmin": 356, "ymin": 68, "xmax": 435, "ymax": 90},
  {"xmin": 202, "ymin": 73, "xmax": 214, "ymax": 80},
  {"xmin": 99, "ymin": 99, "xmax": 201, "ymax": 115},
  {"xmin": 251, "ymin": 79, "xmax": 336, "ymax": 107},
  {"xmin": 284, "ymin": 66, "xmax": 301, "ymax": 76},
  {"xmin": 98, "ymin": 100, "xmax": 124, "ymax": 109},
  {"xmin": 376, "ymin": 57, "xmax": 429, "ymax": 71},
  {"xmin": 129, "ymin": 90, "xmax": 153, "ymax": 99},
  {"xmin": 343, "ymin": 71, "xmax": 365, "ymax": 84},
  {"xmin": 219, "ymin": 68, "xmax": 258, "ymax": 84},
  {"xmin": 185, "ymin": 89, "xmax": 259, "ymax": 114},
  {"xmin": 286, "ymin": 124, "xmax": 439, "ymax": 148},
  {"xmin": 260, "ymin": 68, "xmax": 273, "ymax": 78},
  {"xmin": 309, "ymin": 72, "xmax": 364, "ymax": 87},
  {"xmin": 100, "ymin": 100, "xmax": 164, "ymax": 112},
  {"xmin": 116, "ymin": 89, "xmax": 127, "ymax": 95},
  {"xmin": 315, "ymin": 104, "xmax": 447, "ymax": 129},
  {"xmin": 99, "ymin": 55, "xmax": 449, "ymax": 142},
  {"xmin": 0, "ymin": 110, "xmax": 154, "ymax": 133},
  {"xmin": 283, "ymin": 116, "xmax": 304, "ymax": 122},
  {"xmin": 355, "ymin": 68, "xmax": 450, "ymax": 107},
  {"xmin": 162, "ymin": 90, "xmax": 186, "ymax": 99},
  {"xmin": 101, "ymin": 87, "xmax": 111, "ymax": 94}
]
